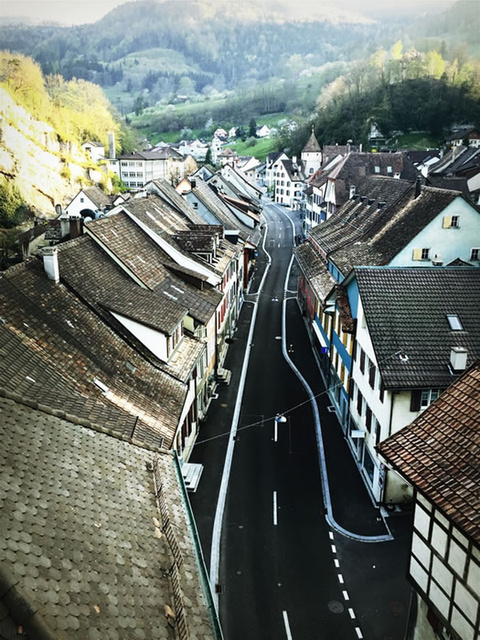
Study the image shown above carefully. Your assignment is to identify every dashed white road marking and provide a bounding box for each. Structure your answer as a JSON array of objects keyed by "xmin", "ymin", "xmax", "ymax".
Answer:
[
  {"xmin": 338, "ymin": 574, "xmax": 344, "ymax": 584},
  {"xmin": 273, "ymin": 491, "xmax": 278, "ymax": 526},
  {"xmin": 342, "ymin": 590, "xmax": 350, "ymax": 601},
  {"xmin": 282, "ymin": 611, "xmax": 293, "ymax": 639},
  {"xmin": 334, "ymin": 559, "xmax": 340, "ymax": 568},
  {"xmin": 331, "ymin": 544, "xmax": 337, "ymax": 554},
  {"xmin": 349, "ymin": 608, "xmax": 356, "ymax": 619},
  {"xmin": 355, "ymin": 627, "xmax": 363, "ymax": 639}
]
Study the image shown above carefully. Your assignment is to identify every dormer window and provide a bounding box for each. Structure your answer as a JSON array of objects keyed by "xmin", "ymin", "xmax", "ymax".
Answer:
[{"xmin": 447, "ymin": 314, "xmax": 463, "ymax": 331}]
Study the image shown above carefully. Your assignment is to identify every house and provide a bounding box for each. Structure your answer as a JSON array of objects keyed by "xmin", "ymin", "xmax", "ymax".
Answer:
[
  {"xmin": 378, "ymin": 360, "xmax": 480, "ymax": 640},
  {"xmin": 273, "ymin": 155, "xmax": 306, "ymax": 209},
  {"xmin": 256, "ymin": 124, "xmax": 271, "ymax": 138},
  {"xmin": 112, "ymin": 148, "xmax": 194, "ymax": 190},
  {"xmin": 228, "ymin": 127, "xmax": 237, "ymax": 139},
  {"xmin": 178, "ymin": 138, "xmax": 209, "ymax": 162},
  {"xmin": 214, "ymin": 128, "xmax": 228, "ymax": 141},
  {"xmin": 343, "ymin": 267, "xmax": 480, "ymax": 505},
  {"xmin": 307, "ymin": 152, "xmax": 417, "ymax": 221},
  {"xmin": 64, "ymin": 185, "xmax": 114, "ymax": 220},
  {"xmin": 427, "ymin": 145, "xmax": 480, "ymax": 204},
  {"xmin": 218, "ymin": 147, "xmax": 238, "ymax": 167},
  {"xmin": 265, "ymin": 151, "xmax": 288, "ymax": 192},
  {"xmin": 236, "ymin": 155, "xmax": 261, "ymax": 183},
  {"xmin": 82, "ymin": 140, "xmax": 105, "ymax": 163},
  {"xmin": 0, "ymin": 389, "xmax": 221, "ymax": 639},
  {"xmin": 446, "ymin": 126, "xmax": 480, "ymax": 148},
  {"xmin": 367, "ymin": 121, "xmax": 387, "ymax": 150},
  {"xmin": 294, "ymin": 178, "xmax": 480, "ymax": 490}
]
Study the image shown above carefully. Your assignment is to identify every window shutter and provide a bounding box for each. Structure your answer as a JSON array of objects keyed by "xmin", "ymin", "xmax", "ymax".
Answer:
[
  {"xmin": 412, "ymin": 248, "xmax": 422, "ymax": 260},
  {"xmin": 410, "ymin": 390, "xmax": 421, "ymax": 412},
  {"xmin": 442, "ymin": 216, "xmax": 452, "ymax": 228}
]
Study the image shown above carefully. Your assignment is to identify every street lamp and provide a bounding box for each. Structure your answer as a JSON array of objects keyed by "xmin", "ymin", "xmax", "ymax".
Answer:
[{"xmin": 274, "ymin": 414, "xmax": 287, "ymax": 443}]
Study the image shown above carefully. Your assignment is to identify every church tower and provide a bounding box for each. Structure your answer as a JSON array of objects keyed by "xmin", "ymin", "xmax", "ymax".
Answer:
[{"xmin": 301, "ymin": 126, "xmax": 322, "ymax": 177}]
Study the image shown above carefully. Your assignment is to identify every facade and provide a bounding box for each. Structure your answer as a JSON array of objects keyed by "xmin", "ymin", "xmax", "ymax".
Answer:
[
  {"xmin": 447, "ymin": 127, "xmax": 480, "ymax": 148},
  {"xmin": 294, "ymin": 179, "xmax": 480, "ymax": 503},
  {"xmin": 64, "ymin": 185, "xmax": 114, "ymax": 219},
  {"xmin": 378, "ymin": 361, "xmax": 480, "ymax": 640},
  {"xmin": 111, "ymin": 148, "xmax": 192, "ymax": 189}
]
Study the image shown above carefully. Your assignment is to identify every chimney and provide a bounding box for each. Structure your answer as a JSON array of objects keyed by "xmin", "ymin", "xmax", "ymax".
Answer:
[
  {"xmin": 414, "ymin": 176, "xmax": 422, "ymax": 198},
  {"xmin": 108, "ymin": 132, "xmax": 116, "ymax": 160},
  {"xmin": 41, "ymin": 246, "xmax": 60, "ymax": 283},
  {"xmin": 69, "ymin": 215, "xmax": 83, "ymax": 239},
  {"xmin": 292, "ymin": 155, "xmax": 297, "ymax": 164},
  {"xmin": 349, "ymin": 185, "xmax": 356, "ymax": 199},
  {"xmin": 377, "ymin": 201, "xmax": 386, "ymax": 209},
  {"xmin": 450, "ymin": 347, "xmax": 467, "ymax": 373},
  {"xmin": 190, "ymin": 178, "xmax": 196, "ymax": 189},
  {"xmin": 368, "ymin": 198, "xmax": 375, "ymax": 206}
]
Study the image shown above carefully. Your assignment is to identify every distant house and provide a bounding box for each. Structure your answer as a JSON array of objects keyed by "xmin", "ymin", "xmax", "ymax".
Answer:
[
  {"xmin": 228, "ymin": 127, "xmax": 237, "ymax": 139},
  {"xmin": 218, "ymin": 147, "xmax": 238, "ymax": 167},
  {"xmin": 65, "ymin": 186, "xmax": 114, "ymax": 220},
  {"xmin": 446, "ymin": 126, "xmax": 480, "ymax": 148},
  {"xmin": 82, "ymin": 140, "xmax": 105, "ymax": 163},
  {"xmin": 214, "ymin": 128, "xmax": 228, "ymax": 141},
  {"xmin": 256, "ymin": 124, "xmax": 271, "ymax": 138},
  {"xmin": 378, "ymin": 360, "xmax": 480, "ymax": 640},
  {"xmin": 112, "ymin": 148, "xmax": 193, "ymax": 189},
  {"xmin": 368, "ymin": 121, "xmax": 387, "ymax": 150}
]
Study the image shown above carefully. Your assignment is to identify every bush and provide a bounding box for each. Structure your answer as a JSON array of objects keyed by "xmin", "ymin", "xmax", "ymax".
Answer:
[{"xmin": 0, "ymin": 179, "xmax": 29, "ymax": 228}]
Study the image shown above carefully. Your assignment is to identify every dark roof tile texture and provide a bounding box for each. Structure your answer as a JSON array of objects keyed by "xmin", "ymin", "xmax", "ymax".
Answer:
[
  {"xmin": 355, "ymin": 267, "xmax": 480, "ymax": 389},
  {"xmin": 378, "ymin": 361, "xmax": 480, "ymax": 545}
]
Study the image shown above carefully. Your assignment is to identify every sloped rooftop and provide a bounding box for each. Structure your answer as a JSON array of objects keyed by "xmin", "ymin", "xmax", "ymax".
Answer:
[
  {"xmin": 378, "ymin": 360, "xmax": 480, "ymax": 545},
  {"xmin": 0, "ymin": 394, "xmax": 218, "ymax": 639},
  {"xmin": 355, "ymin": 267, "xmax": 480, "ymax": 389}
]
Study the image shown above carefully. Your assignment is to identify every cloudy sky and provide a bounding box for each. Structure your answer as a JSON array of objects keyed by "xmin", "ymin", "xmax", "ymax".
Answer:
[{"xmin": 0, "ymin": 0, "xmax": 455, "ymax": 26}]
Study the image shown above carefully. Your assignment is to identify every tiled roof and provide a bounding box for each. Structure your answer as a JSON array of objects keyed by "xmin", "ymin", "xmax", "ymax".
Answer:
[
  {"xmin": 57, "ymin": 235, "xmax": 187, "ymax": 337},
  {"xmin": 116, "ymin": 194, "xmax": 191, "ymax": 235},
  {"xmin": 147, "ymin": 179, "xmax": 205, "ymax": 225},
  {"xmin": 293, "ymin": 242, "xmax": 336, "ymax": 304},
  {"xmin": 309, "ymin": 176, "xmax": 413, "ymax": 255},
  {"xmin": 377, "ymin": 360, "xmax": 480, "ymax": 545},
  {"xmin": 355, "ymin": 267, "xmax": 480, "ymax": 389},
  {"xmin": 192, "ymin": 180, "xmax": 252, "ymax": 241},
  {"xmin": 82, "ymin": 186, "xmax": 113, "ymax": 209},
  {"xmin": 281, "ymin": 159, "xmax": 306, "ymax": 182},
  {"xmin": 302, "ymin": 128, "xmax": 321, "ymax": 153},
  {"xmin": 0, "ymin": 395, "xmax": 218, "ymax": 639},
  {"xmin": 0, "ymin": 260, "xmax": 187, "ymax": 448}
]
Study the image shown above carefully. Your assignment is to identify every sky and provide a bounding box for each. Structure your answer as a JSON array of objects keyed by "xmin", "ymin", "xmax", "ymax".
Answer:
[{"xmin": 0, "ymin": 0, "xmax": 456, "ymax": 26}]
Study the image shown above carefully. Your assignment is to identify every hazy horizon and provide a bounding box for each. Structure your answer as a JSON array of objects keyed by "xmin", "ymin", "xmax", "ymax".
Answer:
[{"xmin": 0, "ymin": 0, "xmax": 457, "ymax": 27}]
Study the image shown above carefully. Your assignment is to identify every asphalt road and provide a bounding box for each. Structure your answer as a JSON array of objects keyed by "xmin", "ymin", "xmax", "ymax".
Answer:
[{"xmin": 189, "ymin": 201, "xmax": 412, "ymax": 640}]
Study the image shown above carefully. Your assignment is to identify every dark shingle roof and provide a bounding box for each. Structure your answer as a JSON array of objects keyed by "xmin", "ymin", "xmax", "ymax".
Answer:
[
  {"xmin": 355, "ymin": 267, "xmax": 480, "ymax": 389},
  {"xmin": 302, "ymin": 128, "xmax": 321, "ymax": 153},
  {"xmin": 378, "ymin": 360, "xmax": 480, "ymax": 545},
  {"xmin": 147, "ymin": 179, "xmax": 205, "ymax": 225},
  {"xmin": 293, "ymin": 242, "xmax": 336, "ymax": 304},
  {"xmin": 0, "ymin": 260, "xmax": 187, "ymax": 448},
  {"xmin": 0, "ymin": 394, "xmax": 217, "ymax": 638}
]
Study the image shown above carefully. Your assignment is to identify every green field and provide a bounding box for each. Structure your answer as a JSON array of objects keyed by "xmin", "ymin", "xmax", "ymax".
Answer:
[{"xmin": 388, "ymin": 132, "xmax": 441, "ymax": 150}]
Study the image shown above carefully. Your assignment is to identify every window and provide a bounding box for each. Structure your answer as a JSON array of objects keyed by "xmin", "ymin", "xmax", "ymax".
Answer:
[
  {"xmin": 411, "ymin": 389, "xmax": 441, "ymax": 411},
  {"xmin": 446, "ymin": 314, "xmax": 463, "ymax": 331},
  {"xmin": 471, "ymin": 248, "xmax": 479, "ymax": 261},
  {"xmin": 387, "ymin": 166, "xmax": 392, "ymax": 173},
  {"xmin": 369, "ymin": 362, "xmax": 376, "ymax": 388},
  {"xmin": 357, "ymin": 389, "xmax": 364, "ymax": 416},
  {"xmin": 365, "ymin": 406, "xmax": 372, "ymax": 432},
  {"xmin": 413, "ymin": 248, "xmax": 430, "ymax": 260},
  {"xmin": 374, "ymin": 166, "xmax": 380, "ymax": 173},
  {"xmin": 443, "ymin": 215, "xmax": 460, "ymax": 228},
  {"xmin": 359, "ymin": 347, "xmax": 365, "ymax": 374},
  {"xmin": 379, "ymin": 378, "xmax": 385, "ymax": 403}
]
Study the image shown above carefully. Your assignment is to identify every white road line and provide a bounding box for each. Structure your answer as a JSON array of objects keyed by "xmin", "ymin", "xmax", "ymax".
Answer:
[
  {"xmin": 355, "ymin": 627, "xmax": 363, "ymax": 639},
  {"xmin": 342, "ymin": 590, "xmax": 350, "ymax": 601},
  {"xmin": 329, "ymin": 531, "xmax": 334, "ymax": 540},
  {"xmin": 274, "ymin": 420, "xmax": 278, "ymax": 442},
  {"xmin": 282, "ymin": 611, "xmax": 293, "ymax": 640},
  {"xmin": 349, "ymin": 608, "xmax": 355, "ymax": 619},
  {"xmin": 334, "ymin": 559, "xmax": 340, "ymax": 568},
  {"xmin": 273, "ymin": 491, "xmax": 278, "ymax": 526},
  {"xmin": 338, "ymin": 573, "xmax": 344, "ymax": 584},
  {"xmin": 331, "ymin": 544, "xmax": 337, "ymax": 554}
]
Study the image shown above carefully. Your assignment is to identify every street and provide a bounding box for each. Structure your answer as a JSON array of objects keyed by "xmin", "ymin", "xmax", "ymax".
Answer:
[{"xmin": 189, "ymin": 201, "xmax": 412, "ymax": 640}]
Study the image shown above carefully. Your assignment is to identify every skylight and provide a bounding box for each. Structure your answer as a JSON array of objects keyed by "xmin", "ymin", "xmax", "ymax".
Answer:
[{"xmin": 447, "ymin": 314, "xmax": 464, "ymax": 331}]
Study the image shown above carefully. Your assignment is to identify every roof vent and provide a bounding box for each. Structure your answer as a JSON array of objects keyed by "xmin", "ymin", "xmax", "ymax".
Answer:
[
  {"xmin": 450, "ymin": 347, "xmax": 467, "ymax": 373},
  {"xmin": 368, "ymin": 198, "xmax": 375, "ymax": 206},
  {"xmin": 360, "ymin": 196, "xmax": 367, "ymax": 204}
]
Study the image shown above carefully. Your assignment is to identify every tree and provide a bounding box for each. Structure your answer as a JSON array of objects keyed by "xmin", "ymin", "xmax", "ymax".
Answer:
[
  {"xmin": 249, "ymin": 118, "xmax": 257, "ymax": 138},
  {"xmin": 0, "ymin": 179, "xmax": 29, "ymax": 228},
  {"xmin": 205, "ymin": 146, "xmax": 212, "ymax": 165}
]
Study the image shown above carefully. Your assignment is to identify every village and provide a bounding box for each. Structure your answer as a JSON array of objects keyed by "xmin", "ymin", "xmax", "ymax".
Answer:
[{"xmin": 1, "ymin": 121, "xmax": 480, "ymax": 640}]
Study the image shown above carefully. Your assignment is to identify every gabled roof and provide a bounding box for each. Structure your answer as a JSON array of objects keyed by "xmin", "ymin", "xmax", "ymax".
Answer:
[
  {"xmin": 81, "ymin": 214, "xmax": 221, "ymax": 324},
  {"xmin": 0, "ymin": 260, "xmax": 187, "ymax": 448},
  {"xmin": 430, "ymin": 146, "xmax": 480, "ymax": 176},
  {"xmin": 281, "ymin": 158, "xmax": 306, "ymax": 182},
  {"xmin": 447, "ymin": 126, "xmax": 480, "ymax": 141},
  {"xmin": 120, "ymin": 148, "xmax": 184, "ymax": 161},
  {"xmin": 378, "ymin": 360, "xmax": 480, "ymax": 545},
  {"xmin": 111, "ymin": 194, "xmax": 191, "ymax": 235},
  {"xmin": 146, "ymin": 178, "xmax": 205, "ymax": 225},
  {"xmin": 354, "ymin": 267, "xmax": 480, "ymax": 389},
  {"xmin": 0, "ymin": 394, "xmax": 218, "ymax": 638},
  {"xmin": 332, "ymin": 186, "xmax": 464, "ymax": 274},
  {"xmin": 293, "ymin": 242, "xmax": 336, "ymax": 304},
  {"xmin": 192, "ymin": 179, "xmax": 252, "ymax": 241},
  {"xmin": 67, "ymin": 186, "xmax": 113, "ymax": 210}
]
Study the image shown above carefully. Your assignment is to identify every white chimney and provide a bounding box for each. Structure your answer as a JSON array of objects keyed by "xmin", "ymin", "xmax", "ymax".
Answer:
[
  {"xmin": 41, "ymin": 246, "xmax": 60, "ymax": 283},
  {"xmin": 450, "ymin": 347, "xmax": 467, "ymax": 373}
]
